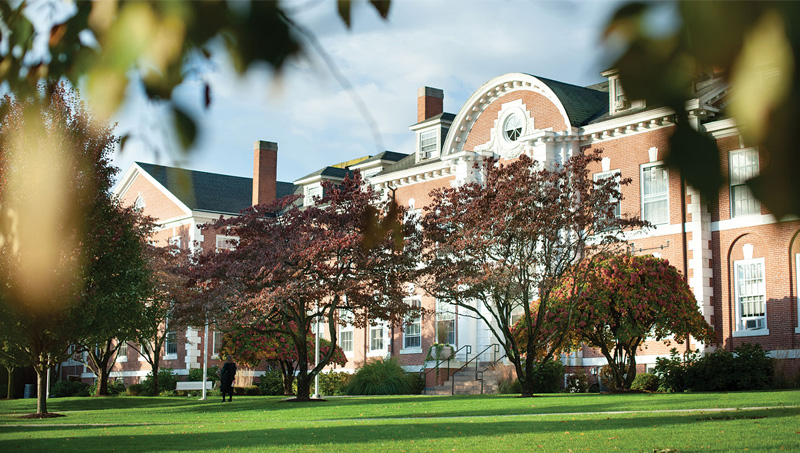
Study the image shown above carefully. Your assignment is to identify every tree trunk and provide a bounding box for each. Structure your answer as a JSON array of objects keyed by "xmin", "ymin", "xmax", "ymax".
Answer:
[
  {"xmin": 280, "ymin": 360, "xmax": 295, "ymax": 395},
  {"xmin": 36, "ymin": 367, "xmax": 47, "ymax": 414},
  {"xmin": 151, "ymin": 363, "xmax": 160, "ymax": 396},
  {"xmin": 96, "ymin": 368, "xmax": 109, "ymax": 396},
  {"xmin": 5, "ymin": 366, "xmax": 14, "ymax": 399},
  {"xmin": 295, "ymin": 374, "xmax": 311, "ymax": 401}
]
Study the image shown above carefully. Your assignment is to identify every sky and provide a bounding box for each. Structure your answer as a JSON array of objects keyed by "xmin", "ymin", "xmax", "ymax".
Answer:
[{"xmin": 112, "ymin": 0, "xmax": 625, "ymax": 186}]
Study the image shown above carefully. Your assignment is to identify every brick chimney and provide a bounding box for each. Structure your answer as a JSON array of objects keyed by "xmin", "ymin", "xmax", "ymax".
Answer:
[
  {"xmin": 252, "ymin": 140, "xmax": 277, "ymax": 206},
  {"xmin": 417, "ymin": 86, "xmax": 443, "ymax": 122}
]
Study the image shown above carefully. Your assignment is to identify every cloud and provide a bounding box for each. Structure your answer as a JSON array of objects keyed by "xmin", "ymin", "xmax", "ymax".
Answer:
[{"xmin": 111, "ymin": 0, "xmax": 624, "ymax": 184}]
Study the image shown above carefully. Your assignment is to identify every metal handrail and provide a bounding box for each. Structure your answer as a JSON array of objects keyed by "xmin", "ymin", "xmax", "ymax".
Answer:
[
  {"xmin": 451, "ymin": 344, "xmax": 502, "ymax": 395},
  {"xmin": 420, "ymin": 344, "xmax": 471, "ymax": 394}
]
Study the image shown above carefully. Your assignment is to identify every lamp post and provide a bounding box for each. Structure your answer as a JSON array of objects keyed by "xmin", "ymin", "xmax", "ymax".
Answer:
[
  {"xmin": 200, "ymin": 319, "xmax": 209, "ymax": 400},
  {"xmin": 312, "ymin": 313, "xmax": 321, "ymax": 399}
]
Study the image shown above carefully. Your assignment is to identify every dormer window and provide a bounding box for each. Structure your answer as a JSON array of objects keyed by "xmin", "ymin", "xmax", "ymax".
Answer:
[
  {"xmin": 613, "ymin": 77, "xmax": 628, "ymax": 111},
  {"xmin": 419, "ymin": 129, "xmax": 438, "ymax": 160},
  {"xmin": 304, "ymin": 185, "xmax": 322, "ymax": 207}
]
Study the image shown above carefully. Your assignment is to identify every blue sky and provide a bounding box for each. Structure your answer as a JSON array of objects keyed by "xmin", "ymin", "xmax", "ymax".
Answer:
[{"xmin": 112, "ymin": 0, "xmax": 624, "ymax": 185}]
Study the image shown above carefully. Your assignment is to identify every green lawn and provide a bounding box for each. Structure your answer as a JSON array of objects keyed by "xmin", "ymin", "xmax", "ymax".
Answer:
[{"xmin": 0, "ymin": 391, "xmax": 798, "ymax": 451}]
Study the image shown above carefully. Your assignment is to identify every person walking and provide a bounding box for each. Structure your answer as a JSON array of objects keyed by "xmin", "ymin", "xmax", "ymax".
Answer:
[{"xmin": 219, "ymin": 355, "xmax": 237, "ymax": 403}]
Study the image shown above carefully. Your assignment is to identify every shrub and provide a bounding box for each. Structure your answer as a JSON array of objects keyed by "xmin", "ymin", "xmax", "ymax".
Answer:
[
  {"xmin": 497, "ymin": 375, "xmax": 521, "ymax": 394},
  {"xmin": 126, "ymin": 383, "xmax": 145, "ymax": 396},
  {"xmin": 141, "ymin": 369, "xmax": 179, "ymax": 395},
  {"xmin": 319, "ymin": 371, "xmax": 351, "ymax": 396},
  {"xmin": 566, "ymin": 370, "xmax": 589, "ymax": 393},
  {"xmin": 655, "ymin": 344, "xmax": 774, "ymax": 392},
  {"xmin": 234, "ymin": 385, "xmax": 261, "ymax": 396},
  {"xmin": 654, "ymin": 348, "xmax": 695, "ymax": 393},
  {"xmin": 631, "ymin": 372, "xmax": 659, "ymax": 392},
  {"xmin": 530, "ymin": 360, "xmax": 564, "ymax": 393},
  {"xmin": 188, "ymin": 366, "xmax": 219, "ymax": 383},
  {"xmin": 258, "ymin": 369, "xmax": 286, "ymax": 396},
  {"xmin": 344, "ymin": 358, "xmax": 411, "ymax": 395},
  {"xmin": 496, "ymin": 361, "xmax": 564, "ymax": 394},
  {"xmin": 405, "ymin": 371, "xmax": 424, "ymax": 395},
  {"xmin": 88, "ymin": 379, "xmax": 126, "ymax": 396},
  {"xmin": 685, "ymin": 343, "xmax": 773, "ymax": 391},
  {"xmin": 52, "ymin": 380, "xmax": 90, "ymax": 397}
]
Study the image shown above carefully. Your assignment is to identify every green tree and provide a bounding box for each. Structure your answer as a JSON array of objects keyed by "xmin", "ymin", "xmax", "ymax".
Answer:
[
  {"xmin": 74, "ymin": 201, "xmax": 153, "ymax": 396},
  {"xmin": 0, "ymin": 84, "xmax": 120, "ymax": 414}
]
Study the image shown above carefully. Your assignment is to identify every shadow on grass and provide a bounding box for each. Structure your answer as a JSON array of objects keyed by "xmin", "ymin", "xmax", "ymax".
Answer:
[{"xmin": 0, "ymin": 408, "xmax": 797, "ymax": 451}]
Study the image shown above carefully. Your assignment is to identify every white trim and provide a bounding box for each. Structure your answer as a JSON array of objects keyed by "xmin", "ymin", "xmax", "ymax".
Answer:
[
  {"xmin": 796, "ymin": 253, "xmax": 800, "ymax": 333},
  {"xmin": 401, "ymin": 296, "xmax": 422, "ymax": 351},
  {"xmin": 399, "ymin": 348, "xmax": 422, "ymax": 355},
  {"xmin": 113, "ymin": 163, "xmax": 193, "ymax": 216},
  {"xmin": 640, "ymin": 161, "xmax": 669, "ymax": 226},
  {"xmin": 733, "ymin": 257, "xmax": 768, "ymax": 335},
  {"xmin": 442, "ymin": 73, "xmax": 571, "ymax": 158}
]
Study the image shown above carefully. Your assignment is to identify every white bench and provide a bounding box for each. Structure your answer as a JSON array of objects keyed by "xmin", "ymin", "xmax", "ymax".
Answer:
[{"xmin": 176, "ymin": 381, "xmax": 214, "ymax": 391}]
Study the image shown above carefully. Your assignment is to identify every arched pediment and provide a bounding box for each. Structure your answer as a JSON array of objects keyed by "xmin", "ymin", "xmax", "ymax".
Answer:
[{"xmin": 442, "ymin": 73, "xmax": 594, "ymax": 159}]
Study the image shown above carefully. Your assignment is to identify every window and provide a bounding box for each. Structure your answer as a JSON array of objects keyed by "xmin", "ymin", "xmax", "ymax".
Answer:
[
  {"xmin": 369, "ymin": 325, "xmax": 384, "ymax": 351},
  {"xmin": 641, "ymin": 164, "xmax": 668, "ymax": 225},
  {"xmin": 165, "ymin": 321, "xmax": 178, "ymax": 357},
  {"xmin": 436, "ymin": 300, "xmax": 456, "ymax": 345},
  {"xmin": 594, "ymin": 170, "xmax": 621, "ymax": 219},
  {"xmin": 304, "ymin": 185, "xmax": 322, "ymax": 207},
  {"xmin": 212, "ymin": 331, "xmax": 223, "ymax": 357},
  {"xmin": 730, "ymin": 149, "xmax": 760, "ymax": 218},
  {"xmin": 403, "ymin": 297, "xmax": 422, "ymax": 349},
  {"xmin": 117, "ymin": 342, "xmax": 128, "ymax": 361},
  {"xmin": 734, "ymin": 258, "xmax": 767, "ymax": 333},
  {"xmin": 503, "ymin": 114, "xmax": 522, "ymax": 141},
  {"xmin": 419, "ymin": 129, "xmax": 437, "ymax": 159},
  {"xmin": 613, "ymin": 77, "xmax": 627, "ymax": 109},
  {"xmin": 133, "ymin": 196, "xmax": 145, "ymax": 210},
  {"xmin": 215, "ymin": 235, "xmax": 238, "ymax": 252},
  {"xmin": 339, "ymin": 330, "xmax": 353, "ymax": 353}
]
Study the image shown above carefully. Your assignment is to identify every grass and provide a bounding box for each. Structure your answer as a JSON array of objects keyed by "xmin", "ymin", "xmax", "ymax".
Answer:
[{"xmin": 0, "ymin": 390, "xmax": 798, "ymax": 451}]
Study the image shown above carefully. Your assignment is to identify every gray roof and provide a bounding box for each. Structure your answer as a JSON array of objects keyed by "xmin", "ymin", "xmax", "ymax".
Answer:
[
  {"xmin": 136, "ymin": 162, "xmax": 296, "ymax": 215},
  {"xmin": 295, "ymin": 166, "xmax": 353, "ymax": 183},
  {"xmin": 354, "ymin": 151, "xmax": 409, "ymax": 166},
  {"xmin": 535, "ymin": 75, "xmax": 609, "ymax": 126},
  {"xmin": 411, "ymin": 112, "xmax": 456, "ymax": 127}
]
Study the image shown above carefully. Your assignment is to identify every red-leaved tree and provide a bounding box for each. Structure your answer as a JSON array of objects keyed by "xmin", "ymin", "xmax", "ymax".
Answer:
[
  {"xmin": 189, "ymin": 172, "xmax": 422, "ymax": 400},
  {"xmin": 421, "ymin": 151, "xmax": 646, "ymax": 397},
  {"xmin": 550, "ymin": 254, "xmax": 715, "ymax": 390}
]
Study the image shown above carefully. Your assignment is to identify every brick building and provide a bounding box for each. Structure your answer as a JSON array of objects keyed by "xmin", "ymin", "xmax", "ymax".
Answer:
[{"xmin": 70, "ymin": 70, "xmax": 799, "ymax": 389}]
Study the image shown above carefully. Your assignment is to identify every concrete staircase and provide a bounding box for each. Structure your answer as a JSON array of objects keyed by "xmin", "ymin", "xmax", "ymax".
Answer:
[{"xmin": 425, "ymin": 364, "xmax": 505, "ymax": 395}]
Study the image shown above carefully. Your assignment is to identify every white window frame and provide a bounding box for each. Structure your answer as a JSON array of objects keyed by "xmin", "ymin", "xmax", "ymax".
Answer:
[
  {"xmin": 436, "ymin": 300, "xmax": 456, "ymax": 346},
  {"xmin": 418, "ymin": 129, "xmax": 439, "ymax": 160},
  {"xmin": 733, "ymin": 257, "xmax": 769, "ymax": 337},
  {"xmin": 729, "ymin": 148, "xmax": 760, "ymax": 218},
  {"xmin": 211, "ymin": 331, "xmax": 224, "ymax": 359},
  {"xmin": 215, "ymin": 235, "xmax": 238, "ymax": 252},
  {"xmin": 339, "ymin": 309, "xmax": 354, "ymax": 358},
  {"xmin": 116, "ymin": 341, "xmax": 128, "ymax": 363},
  {"xmin": 164, "ymin": 320, "xmax": 178, "ymax": 360},
  {"xmin": 594, "ymin": 169, "xmax": 621, "ymax": 219},
  {"xmin": 401, "ymin": 297, "xmax": 422, "ymax": 353},
  {"xmin": 640, "ymin": 162, "xmax": 669, "ymax": 226},
  {"xmin": 304, "ymin": 184, "xmax": 323, "ymax": 207},
  {"xmin": 796, "ymin": 254, "xmax": 800, "ymax": 334},
  {"xmin": 367, "ymin": 321, "xmax": 387, "ymax": 357}
]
